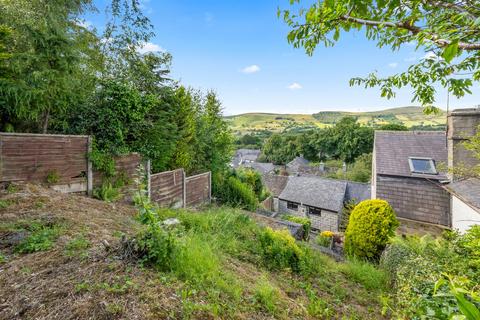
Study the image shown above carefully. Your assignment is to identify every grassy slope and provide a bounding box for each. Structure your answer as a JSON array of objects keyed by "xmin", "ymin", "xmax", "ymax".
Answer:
[
  {"xmin": 0, "ymin": 185, "xmax": 387, "ymax": 319},
  {"xmin": 226, "ymin": 106, "xmax": 446, "ymax": 134}
]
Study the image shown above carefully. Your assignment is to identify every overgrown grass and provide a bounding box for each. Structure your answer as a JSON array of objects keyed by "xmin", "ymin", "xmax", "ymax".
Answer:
[
  {"xmin": 339, "ymin": 258, "xmax": 388, "ymax": 291},
  {"xmin": 64, "ymin": 234, "xmax": 90, "ymax": 258},
  {"xmin": 131, "ymin": 200, "xmax": 387, "ymax": 318}
]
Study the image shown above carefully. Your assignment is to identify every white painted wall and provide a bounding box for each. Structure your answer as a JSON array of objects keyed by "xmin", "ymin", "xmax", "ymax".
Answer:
[{"xmin": 451, "ymin": 195, "xmax": 480, "ymax": 233}]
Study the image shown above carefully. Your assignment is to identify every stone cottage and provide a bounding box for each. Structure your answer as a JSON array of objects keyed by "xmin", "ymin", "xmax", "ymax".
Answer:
[{"xmin": 277, "ymin": 175, "xmax": 370, "ymax": 231}]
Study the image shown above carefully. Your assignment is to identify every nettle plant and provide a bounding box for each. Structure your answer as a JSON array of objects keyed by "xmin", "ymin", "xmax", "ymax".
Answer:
[{"xmin": 281, "ymin": 0, "xmax": 480, "ymax": 112}]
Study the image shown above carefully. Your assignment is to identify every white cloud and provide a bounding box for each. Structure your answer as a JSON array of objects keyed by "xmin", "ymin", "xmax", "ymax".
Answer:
[
  {"xmin": 423, "ymin": 51, "xmax": 441, "ymax": 61},
  {"xmin": 241, "ymin": 65, "xmax": 260, "ymax": 74},
  {"xmin": 404, "ymin": 55, "xmax": 417, "ymax": 62},
  {"xmin": 287, "ymin": 82, "xmax": 302, "ymax": 90},
  {"xmin": 137, "ymin": 42, "xmax": 165, "ymax": 54},
  {"xmin": 388, "ymin": 62, "xmax": 398, "ymax": 68}
]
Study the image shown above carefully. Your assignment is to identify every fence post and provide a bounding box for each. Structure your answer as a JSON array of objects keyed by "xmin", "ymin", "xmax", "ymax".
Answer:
[
  {"xmin": 86, "ymin": 136, "xmax": 93, "ymax": 197},
  {"xmin": 145, "ymin": 159, "xmax": 151, "ymax": 200},
  {"xmin": 209, "ymin": 171, "xmax": 212, "ymax": 204},
  {"xmin": 183, "ymin": 169, "xmax": 187, "ymax": 208}
]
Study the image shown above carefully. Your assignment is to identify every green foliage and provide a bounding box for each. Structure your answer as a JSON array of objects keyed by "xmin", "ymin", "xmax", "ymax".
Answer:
[
  {"xmin": 262, "ymin": 117, "xmax": 374, "ymax": 164},
  {"xmin": 339, "ymin": 258, "xmax": 387, "ymax": 291},
  {"xmin": 64, "ymin": 235, "xmax": 90, "ymax": 258},
  {"xmin": 93, "ymin": 181, "xmax": 121, "ymax": 203},
  {"xmin": 258, "ymin": 227, "xmax": 305, "ymax": 272},
  {"xmin": 344, "ymin": 199, "xmax": 399, "ymax": 260},
  {"xmin": 378, "ymin": 123, "xmax": 409, "ymax": 131},
  {"xmin": 214, "ymin": 175, "xmax": 258, "ymax": 211},
  {"xmin": 281, "ymin": 1, "xmax": 480, "ymax": 109},
  {"xmin": 234, "ymin": 168, "xmax": 270, "ymax": 201},
  {"xmin": 282, "ymin": 215, "xmax": 311, "ymax": 240},
  {"xmin": 45, "ymin": 170, "xmax": 60, "ymax": 184},
  {"xmin": 253, "ymin": 276, "xmax": 281, "ymax": 315},
  {"xmin": 339, "ymin": 200, "xmax": 356, "ymax": 231},
  {"xmin": 0, "ymin": 199, "xmax": 12, "ymax": 209},
  {"xmin": 316, "ymin": 233, "xmax": 332, "ymax": 248},
  {"xmin": 435, "ymin": 274, "xmax": 480, "ymax": 320},
  {"xmin": 15, "ymin": 222, "xmax": 62, "ymax": 253},
  {"xmin": 328, "ymin": 153, "xmax": 372, "ymax": 182},
  {"xmin": 380, "ymin": 228, "xmax": 480, "ymax": 319}
]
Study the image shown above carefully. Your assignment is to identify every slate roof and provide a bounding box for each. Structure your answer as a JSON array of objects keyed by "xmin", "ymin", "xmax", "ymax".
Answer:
[
  {"xmin": 345, "ymin": 181, "xmax": 371, "ymax": 203},
  {"xmin": 236, "ymin": 149, "xmax": 261, "ymax": 162},
  {"xmin": 445, "ymin": 178, "xmax": 480, "ymax": 212},
  {"xmin": 263, "ymin": 174, "xmax": 289, "ymax": 197},
  {"xmin": 279, "ymin": 176, "xmax": 347, "ymax": 212},
  {"xmin": 245, "ymin": 162, "xmax": 275, "ymax": 175},
  {"xmin": 374, "ymin": 131, "xmax": 448, "ymax": 180}
]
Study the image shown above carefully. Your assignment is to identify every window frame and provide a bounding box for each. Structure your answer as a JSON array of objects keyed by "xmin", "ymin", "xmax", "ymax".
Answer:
[
  {"xmin": 408, "ymin": 157, "xmax": 438, "ymax": 175},
  {"xmin": 286, "ymin": 201, "xmax": 299, "ymax": 211},
  {"xmin": 307, "ymin": 206, "xmax": 322, "ymax": 216}
]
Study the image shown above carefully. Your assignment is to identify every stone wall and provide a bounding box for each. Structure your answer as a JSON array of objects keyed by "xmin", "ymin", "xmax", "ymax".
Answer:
[
  {"xmin": 376, "ymin": 175, "xmax": 451, "ymax": 226},
  {"xmin": 278, "ymin": 199, "xmax": 339, "ymax": 231}
]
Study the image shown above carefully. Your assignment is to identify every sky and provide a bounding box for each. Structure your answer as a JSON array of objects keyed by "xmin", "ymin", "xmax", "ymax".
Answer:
[{"xmin": 90, "ymin": 0, "xmax": 480, "ymax": 115}]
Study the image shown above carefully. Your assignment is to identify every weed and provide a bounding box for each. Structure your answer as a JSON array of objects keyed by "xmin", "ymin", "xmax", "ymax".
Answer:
[
  {"xmin": 304, "ymin": 284, "xmax": 332, "ymax": 317},
  {"xmin": 105, "ymin": 302, "xmax": 124, "ymax": 315},
  {"xmin": 15, "ymin": 222, "xmax": 62, "ymax": 253},
  {"xmin": 45, "ymin": 170, "xmax": 60, "ymax": 184},
  {"xmin": 93, "ymin": 181, "xmax": 121, "ymax": 202},
  {"xmin": 253, "ymin": 276, "xmax": 281, "ymax": 315},
  {"xmin": 0, "ymin": 199, "xmax": 12, "ymax": 209},
  {"xmin": 64, "ymin": 235, "xmax": 90, "ymax": 258},
  {"xmin": 0, "ymin": 252, "xmax": 6, "ymax": 264},
  {"xmin": 339, "ymin": 258, "xmax": 387, "ymax": 291},
  {"xmin": 6, "ymin": 183, "xmax": 18, "ymax": 193},
  {"xmin": 99, "ymin": 276, "xmax": 135, "ymax": 294},
  {"xmin": 75, "ymin": 281, "xmax": 92, "ymax": 293},
  {"xmin": 34, "ymin": 200, "xmax": 45, "ymax": 209}
]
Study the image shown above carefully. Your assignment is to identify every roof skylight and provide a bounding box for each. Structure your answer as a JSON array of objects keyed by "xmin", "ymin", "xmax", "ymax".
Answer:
[{"xmin": 408, "ymin": 157, "xmax": 437, "ymax": 175}]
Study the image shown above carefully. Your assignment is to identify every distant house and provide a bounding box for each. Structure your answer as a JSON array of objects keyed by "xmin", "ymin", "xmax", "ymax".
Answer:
[
  {"xmin": 231, "ymin": 149, "xmax": 261, "ymax": 168},
  {"xmin": 263, "ymin": 174, "xmax": 289, "ymax": 211},
  {"xmin": 372, "ymin": 108, "xmax": 480, "ymax": 234},
  {"xmin": 247, "ymin": 162, "xmax": 275, "ymax": 175},
  {"xmin": 286, "ymin": 156, "xmax": 310, "ymax": 174},
  {"xmin": 278, "ymin": 176, "xmax": 370, "ymax": 231}
]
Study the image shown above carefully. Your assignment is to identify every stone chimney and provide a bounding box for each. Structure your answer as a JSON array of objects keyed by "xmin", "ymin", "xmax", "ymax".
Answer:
[{"xmin": 447, "ymin": 107, "xmax": 480, "ymax": 179}]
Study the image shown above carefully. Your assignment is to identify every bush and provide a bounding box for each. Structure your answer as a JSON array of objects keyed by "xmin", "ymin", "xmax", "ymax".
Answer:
[
  {"xmin": 381, "ymin": 230, "xmax": 480, "ymax": 319},
  {"xmin": 217, "ymin": 176, "xmax": 258, "ymax": 211},
  {"xmin": 282, "ymin": 215, "xmax": 311, "ymax": 240},
  {"xmin": 258, "ymin": 227, "xmax": 304, "ymax": 272},
  {"xmin": 316, "ymin": 231, "xmax": 333, "ymax": 248},
  {"xmin": 344, "ymin": 199, "xmax": 399, "ymax": 260}
]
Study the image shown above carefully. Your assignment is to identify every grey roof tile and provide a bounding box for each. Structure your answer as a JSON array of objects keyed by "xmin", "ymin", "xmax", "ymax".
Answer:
[
  {"xmin": 445, "ymin": 178, "xmax": 480, "ymax": 211},
  {"xmin": 279, "ymin": 176, "xmax": 347, "ymax": 212},
  {"xmin": 374, "ymin": 131, "xmax": 448, "ymax": 180}
]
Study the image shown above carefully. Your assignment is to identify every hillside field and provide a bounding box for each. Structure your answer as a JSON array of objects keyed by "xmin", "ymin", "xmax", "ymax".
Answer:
[{"xmin": 225, "ymin": 106, "xmax": 446, "ymax": 135}]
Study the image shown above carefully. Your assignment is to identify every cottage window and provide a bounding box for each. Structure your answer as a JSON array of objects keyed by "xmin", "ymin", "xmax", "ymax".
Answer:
[
  {"xmin": 287, "ymin": 201, "xmax": 298, "ymax": 211},
  {"xmin": 308, "ymin": 206, "xmax": 321, "ymax": 216},
  {"xmin": 408, "ymin": 157, "xmax": 437, "ymax": 174}
]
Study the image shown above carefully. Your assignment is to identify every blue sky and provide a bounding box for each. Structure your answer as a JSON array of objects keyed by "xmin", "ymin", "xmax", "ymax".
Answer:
[{"xmin": 91, "ymin": 0, "xmax": 480, "ymax": 115}]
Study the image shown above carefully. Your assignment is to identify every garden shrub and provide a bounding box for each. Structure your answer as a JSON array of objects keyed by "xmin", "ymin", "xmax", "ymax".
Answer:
[
  {"xmin": 136, "ymin": 223, "xmax": 177, "ymax": 271},
  {"xmin": 258, "ymin": 227, "xmax": 304, "ymax": 272},
  {"xmin": 316, "ymin": 231, "xmax": 333, "ymax": 248},
  {"xmin": 15, "ymin": 222, "xmax": 62, "ymax": 253},
  {"xmin": 282, "ymin": 215, "xmax": 311, "ymax": 240},
  {"xmin": 218, "ymin": 176, "xmax": 258, "ymax": 211},
  {"xmin": 344, "ymin": 199, "xmax": 399, "ymax": 260},
  {"xmin": 381, "ymin": 229, "xmax": 480, "ymax": 319}
]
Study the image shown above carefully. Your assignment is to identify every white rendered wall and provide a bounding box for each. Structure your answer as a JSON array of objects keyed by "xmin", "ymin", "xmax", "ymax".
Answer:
[{"xmin": 451, "ymin": 195, "xmax": 480, "ymax": 233}]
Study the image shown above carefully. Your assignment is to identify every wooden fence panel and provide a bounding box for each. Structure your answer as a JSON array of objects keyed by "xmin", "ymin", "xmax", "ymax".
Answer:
[
  {"xmin": 185, "ymin": 172, "xmax": 211, "ymax": 207},
  {"xmin": 0, "ymin": 133, "xmax": 89, "ymax": 186},
  {"xmin": 151, "ymin": 169, "xmax": 184, "ymax": 208},
  {"xmin": 92, "ymin": 153, "xmax": 142, "ymax": 187}
]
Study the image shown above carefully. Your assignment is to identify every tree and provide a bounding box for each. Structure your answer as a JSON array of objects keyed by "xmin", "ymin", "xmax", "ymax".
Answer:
[
  {"xmin": 281, "ymin": 1, "xmax": 480, "ymax": 110},
  {"xmin": 378, "ymin": 123, "xmax": 409, "ymax": 131}
]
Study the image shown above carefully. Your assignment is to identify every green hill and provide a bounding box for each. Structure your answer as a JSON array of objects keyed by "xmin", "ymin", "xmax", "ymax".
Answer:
[{"xmin": 226, "ymin": 106, "xmax": 446, "ymax": 135}]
